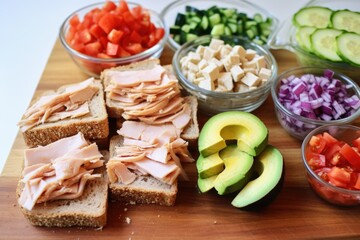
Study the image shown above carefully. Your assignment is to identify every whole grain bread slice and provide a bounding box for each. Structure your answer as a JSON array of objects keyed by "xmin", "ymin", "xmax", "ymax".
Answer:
[
  {"xmin": 21, "ymin": 80, "xmax": 109, "ymax": 148},
  {"xmin": 108, "ymin": 135, "xmax": 178, "ymax": 206},
  {"xmin": 16, "ymin": 170, "xmax": 108, "ymax": 228}
]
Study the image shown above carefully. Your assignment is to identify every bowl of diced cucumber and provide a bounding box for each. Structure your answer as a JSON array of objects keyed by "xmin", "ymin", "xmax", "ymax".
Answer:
[
  {"xmin": 268, "ymin": 0, "xmax": 360, "ymax": 82},
  {"xmin": 160, "ymin": 0, "xmax": 279, "ymax": 51}
]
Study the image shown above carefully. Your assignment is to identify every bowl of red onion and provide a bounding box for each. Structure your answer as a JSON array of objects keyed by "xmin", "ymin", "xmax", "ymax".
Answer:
[{"xmin": 271, "ymin": 67, "xmax": 360, "ymax": 140}]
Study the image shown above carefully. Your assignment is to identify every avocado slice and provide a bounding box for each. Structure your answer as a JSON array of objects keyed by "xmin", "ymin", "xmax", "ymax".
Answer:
[
  {"xmin": 231, "ymin": 145, "xmax": 283, "ymax": 208},
  {"xmin": 198, "ymin": 111, "xmax": 268, "ymax": 158},
  {"xmin": 214, "ymin": 145, "xmax": 254, "ymax": 195},
  {"xmin": 197, "ymin": 174, "xmax": 217, "ymax": 193},
  {"xmin": 196, "ymin": 152, "xmax": 224, "ymax": 179}
]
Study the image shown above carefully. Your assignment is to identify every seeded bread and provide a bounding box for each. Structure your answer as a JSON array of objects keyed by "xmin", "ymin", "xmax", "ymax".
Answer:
[
  {"xmin": 16, "ymin": 169, "xmax": 108, "ymax": 228},
  {"xmin": 21, "ymin": 80, "xmax": 109, "ymax": 148},
  {"xmin": 108, "ymin": 135, "xmax": 178, "ymax": 206}
]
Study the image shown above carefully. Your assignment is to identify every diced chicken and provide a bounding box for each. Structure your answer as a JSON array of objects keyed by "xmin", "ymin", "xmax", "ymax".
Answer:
[
  {"xmin": 203, "ymin": 47, "xmax": 216, "ymax": 61},
  {"xmin": 198, "ymin": 78, "xmax": 215, "ymax": 91},
  {"xmin": 259, "ymin": 68, "xmax": 272, "ymax": 79},
  {"xmin": 209, "ymin": 38, "xmax": 224, "ymax": 52},
  {"xmin": 245, "ymin": 49, "xmax": 257, "ymax": 61},
  {"xmin": 217, "ymin": 72, "xmax": 233, "ymax": 91},
  {"xmin": 230, "ymin": 65, "xmax": 245, "ymax": 83},
  {"xmin": 241, "ymin": 72, "xmax": 261, "ymax": 87},
  {"xmin": 202, "ymin": 63, "xmax": 219, "ymax": 82}
]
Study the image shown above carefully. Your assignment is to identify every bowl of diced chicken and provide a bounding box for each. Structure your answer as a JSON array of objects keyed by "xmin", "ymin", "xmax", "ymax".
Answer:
[{"xmin": 172, "ymin": 35, "xmax": 277, "ymax": 114}]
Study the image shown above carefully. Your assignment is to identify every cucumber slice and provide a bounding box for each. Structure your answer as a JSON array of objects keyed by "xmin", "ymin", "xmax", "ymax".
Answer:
[
  {"xmin": 210, "ymin": 24, "xmax": 225, "ymax": 36},
  {"xmin": 311, "ymin": 28, "xmax": 343, "ymax": 62},
  {"xmin": 331, "ymin": 10, "xmax": 360, "ymax": 34},
  {"xmin": 293, "ymin": 6, "xmax": 332, "ymax": 28},
  {"xmin": 337, "ymin": 32, "xmax": 360, "ymax": 66},
  {"xmin": 295, "ymin": 26, "xmax": 316, "ymax": 52}
]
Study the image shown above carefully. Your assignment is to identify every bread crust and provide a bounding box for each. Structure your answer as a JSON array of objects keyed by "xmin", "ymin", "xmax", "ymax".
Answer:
[
  {"xmin": 108, "ymin": 135, "xmax": 178, "ymax": 206},
  {"xmin": 21, "ymin": 80, "xmax": 109, "ymax": 147}
]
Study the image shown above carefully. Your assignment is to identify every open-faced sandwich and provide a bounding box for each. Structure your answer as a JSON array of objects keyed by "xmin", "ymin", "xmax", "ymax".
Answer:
[
  {"xmin": 18, "ymin": 78, "xmax": 109, "ymax": 148},
  {"xmin": 16, "ymin": 132, "xmax": 108, "ymax": 227}
]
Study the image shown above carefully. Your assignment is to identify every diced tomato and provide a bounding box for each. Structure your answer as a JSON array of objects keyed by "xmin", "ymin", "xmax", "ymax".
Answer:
[
  {"xmin": 102, "ymin": 1, "xmax": 116, "ymax": 12},
  {"xmin": 353, "ymin": 173, "xmax": 360, "ymax": 189},
  {"xmin": 308, "ymin": 153, "xmax": 326, "ymax": 169},
  {"xmin": 131, "ymin": 6, "xmax": 143, "ymax": 19},
  {"xmin": 122, "ymin": 11, "xmax": 135, "ymax": 25},
  {"xmin": 339, "ymin": 144, "xmax": 360, "ymax": 170},
  {"xmin": 324, "ymin": 144, "xmax": 341, "ymax": 162},
  {"xmin": 129, "ymin": 30, "xmax": 142, "ymax": 43},
  {"xmin": 108, "ymin": 29, "xmax": 124, "ymax": 43},
  {"xmin": 323, "ymin": 132, "xmax": 340, "ymax": 145},
  {"xmin": 89, "ymin": 24, "xmax": 106, "ymax": 39},
  {"xmin": 124, "ymin": 43, "xmax": 144, "ymax": 55},
  {"xmin": 353, "ymin": 137, "xmax": 360, "ymax": 150},
  {"xmin": 327, "ymin": 167, "xmax": 351, "ymax": 187},
  {"xmin": 117, "ymin": 0, "xmax": 130, "ymax": 13},
  {"xmin": 106, "ymin": 42, "xmax": 119, "ymax": 56},
  {"xmin": 79, "ymin": 29, "xmax": 93, "ymax": 44},
  {"xmin": 66, "ymin": 0, "xmax": 165, "ymax": 66},
  {"xmin": 84, "ymin": 41, "xmax": 102, "ymax": 56},
  {"xmin": 309, "ymin": 135, "xmax": 327, "ymax": 154},
  {"xmin": 98, "ymin": 13, "xmax": 118, "ymax": 34},
  {"xmin": 117, "ymin": 46, "xmax": 131, "ymax": 58},
  {"xmin": 69, "ymin": 15, "xmax": 80, "ymax": 27},
  {"xmin": 155, "ymin": 28, "xmax": 165, "ymax": 41}
]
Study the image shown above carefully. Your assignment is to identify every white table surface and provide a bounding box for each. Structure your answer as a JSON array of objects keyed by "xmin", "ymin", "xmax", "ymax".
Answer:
[{"xmin": 0, "ymin": 0, "xmax": 308, "ymax": 174}]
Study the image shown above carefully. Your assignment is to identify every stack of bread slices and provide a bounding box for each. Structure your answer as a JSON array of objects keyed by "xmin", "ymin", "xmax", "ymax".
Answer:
[{"xmin": 16, "ymin": 59, "xmax": 199, "ymax": 228}]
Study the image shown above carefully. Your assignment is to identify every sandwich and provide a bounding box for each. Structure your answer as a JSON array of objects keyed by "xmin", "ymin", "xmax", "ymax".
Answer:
[
  {"xmin": 101, "ymin": 59, "xmax": 199, "ymax": 206},
  {"xmin": 101, "ymin": 59, "xmax": 199, "ymax": 144},
  {"xmin": 16, "ymin": 132, "xmax": 108, "ymax": 227},
  {"xmin": 18, "ymin": 78, "xmax": 109, "ymax": 148}
]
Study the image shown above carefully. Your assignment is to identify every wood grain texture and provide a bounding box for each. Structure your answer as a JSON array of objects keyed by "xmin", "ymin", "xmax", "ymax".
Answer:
[{"xmin": 2, "ymin": 40, "xmax": 360, "ymax": 239}]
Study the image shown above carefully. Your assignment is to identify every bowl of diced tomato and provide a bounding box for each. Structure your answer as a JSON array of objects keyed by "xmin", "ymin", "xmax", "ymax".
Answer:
[
  {"xmin": 302, "ymin": 125, "xmax": 360, "ymax": 206},
  {"xmin": 59, "ymin": 1, "xmax": 167, "ymax": 77}
]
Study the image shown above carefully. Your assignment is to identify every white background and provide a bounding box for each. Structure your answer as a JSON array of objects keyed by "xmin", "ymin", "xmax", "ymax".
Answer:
[{"xmin": 0, "ymin": 0, "xmax": 308, "ymax": 173}]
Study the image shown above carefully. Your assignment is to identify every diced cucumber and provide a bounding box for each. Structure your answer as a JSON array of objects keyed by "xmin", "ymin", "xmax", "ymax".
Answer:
[
  {"xmin": 227, "ymin": 23, "xmax": 238, "ymax": 34},
  {"xmin": 221, "ymin": 8, "xmax": 236, "ymax": 18},
  {"xmin": 201, "ymin": 16, "xmax": 209, "ymax": 30},
  {"xmin": 170, "ymin": 26, "xmax": 181, "ymax": 35},
  {"xmin": 295, "ymin": 26, "xmax": 316, "ymax": 52},
  {"xmin": 293, "ymin": 6, "xmax": 332, "ymax": 28},
  {"xmin": 175, "ymin": 13, "xmax": 186, "ymax": 26},
  {"xmin": 311, "ymin": 28, "xmax": 343, "ymax": 62},
  {"xmin": 337, "ymin": 32, "xmax": 360, "ymax": 66},
  {"xmin": 253, "ymin": 13, "xmax": 263, "ymax": 23},
  {"xmin": 211, "ymin": 24, "xmax": 225, "ymax": 36},
  {"xmin": 224, "ymin": 26, "xmax": 232, "ymax": 36},
  {"xmin": 209, "ymin": 13, "xmax": 222, "ymax": 27},
  {"xmin": 169, "ymin": 5, "xmax": 273, "ymax": 45},
  {"xmin": 331, "ymin": 10, "xmax": 360, "ymax": 34}
]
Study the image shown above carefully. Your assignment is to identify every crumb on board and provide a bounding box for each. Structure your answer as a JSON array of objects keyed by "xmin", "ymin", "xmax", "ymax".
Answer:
[
  {"xmin": 124, "ymin": 208, "xmax": 128, "ymax": 212},
  {"xmin": 213, "ymin": 220, "xmax": 217, "ymax": 224},
  {"xmin": 95, "ymin": 226, "xmax": 103, "ymax": 231},
  {"xmin": 125, "ymin": 217, "xmax": 131, "ymax": 224}
]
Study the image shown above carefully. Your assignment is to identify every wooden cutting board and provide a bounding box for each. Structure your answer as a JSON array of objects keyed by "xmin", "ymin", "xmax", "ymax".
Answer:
[{"xmin": 2, "ymin": 40, "xmax": 360, "ymax": 239}]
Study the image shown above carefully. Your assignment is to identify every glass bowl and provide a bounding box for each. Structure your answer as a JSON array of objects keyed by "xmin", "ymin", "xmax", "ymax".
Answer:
[
  {"xmin": 268, "ymin": 0, "xmax": 360, "ymax": 82},
  {"xmin": 172, "ymin": 35, "xmax": 278, "ymax": 115},
  {"xmin": 302, "ymin": 125, "xmax": 360, "ymax": 206},
  {"xmin": 271, "ymin": 67, "xmax": 360, "ymax": 140},
  {"xmin": 59, "ymin": 1, "xmax": 168, "ymax": 77},
  {"xmin": 161, "ymin": 0, "xmax": 279, "ymax": 51}
]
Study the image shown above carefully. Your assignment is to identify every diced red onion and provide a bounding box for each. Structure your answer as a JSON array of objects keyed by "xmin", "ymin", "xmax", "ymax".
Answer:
[{"xmin": 277, "ymin": 69, "xmax": 360, "ymax": 135}]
